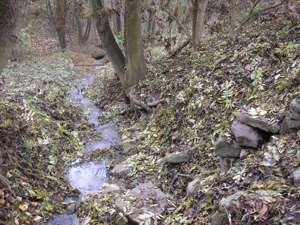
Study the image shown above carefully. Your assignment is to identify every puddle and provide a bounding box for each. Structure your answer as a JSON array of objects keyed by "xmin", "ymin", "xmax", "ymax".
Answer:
[
  {"xmin": 47, "ymin": 214, "xmax": 79, "ymax": 225},
  {"xmin": 68, "ymin": 161, "xmax": 107, "ymax": 193}
]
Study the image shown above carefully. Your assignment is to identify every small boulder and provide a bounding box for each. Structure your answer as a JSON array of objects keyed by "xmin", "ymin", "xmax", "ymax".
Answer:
[
  {"xmin": 91, "ymin": 48, "xmax": 106, "ymax": 60},
  {"xmin": 235, "ymin": 111, "xmax": 280, "ymax": 134},
  {"xmin": 186, "ymin": 177, "xmax": 200, "ymax": 196},
  {"xmin": 293, "ymin": 167, "xmax": 300, "ymax": 187},
  {"xmin": 215, "ymin": 134, "xmax": 241, "ymax": 158},
  {"xmin": 159, "ymin": 151, "xmax": 192, "ymax": 164},
  {"xmin": 220, "ymin": 191, "xmax": 244, "ymax": 208},
  {"xmin": 116, "ymin": 182, "xmax": 169, "ymax": 224},
  {"xmin": 281, "ymin": 115, "xmax": 300, "ymax": 133},
  {"xmin": 111, "ymin": 161, "xmax": 133, "ymax": 177},
  {"xmin": 290, "ymin": 98, "xmax": 300, "ymax": 113},
  {"xmin": 231, "ymin": 121, "xmax": 264, "ymax": 148}
]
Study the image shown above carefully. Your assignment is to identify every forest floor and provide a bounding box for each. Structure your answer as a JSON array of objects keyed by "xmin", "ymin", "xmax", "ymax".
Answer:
[{"xmin": 1, "ymin": 6, "xmax": 300, "ymax": 225}]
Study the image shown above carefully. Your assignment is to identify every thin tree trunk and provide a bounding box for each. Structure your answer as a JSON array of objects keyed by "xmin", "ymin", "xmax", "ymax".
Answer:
[
  {"xmin": 124, "ymin": 0, "xmax": 146, "ymax": 90},
  {"xmin": 91, "ymin": 0, "xmax": 126, "ymax": 86},
  {"xmin": 192, "ymin": 0, "xmax": 209, "ymax": 48},
  {"xmin": 55, "ymin": 0, "xmax": 67, "ymax": 49}
]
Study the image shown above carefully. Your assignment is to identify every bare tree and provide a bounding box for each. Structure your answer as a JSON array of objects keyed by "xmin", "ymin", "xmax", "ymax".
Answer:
[
  {"xmin": 46, "ymin": 0, "xmax": 67, "ymax": 49},
  {"xmin": 192, "ymin": 0, "xmax": 209, "ymax": 48},
  {"xmin": 124, "ymin": 0, "xmax": 146, "ymax": 90},
  {"xmin": 90, "ymin": 0, "xmax": 126, "ymax": 85}
]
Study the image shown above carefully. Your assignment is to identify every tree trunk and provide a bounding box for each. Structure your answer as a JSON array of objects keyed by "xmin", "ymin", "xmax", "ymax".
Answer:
[
  {"xmin": 91, "ymin": 0, "xmax": 126, "ymax": 86},
  {"xmin": 55, "ymin": 0, "xmax": 67, "ymax": 49},
  {"xmin": 124, "ymin": 0, "xmax": 146, "ymax": 90},
  {"xmin": 192, "ymin": 0, "xmax": 208, "ymax": 48}
]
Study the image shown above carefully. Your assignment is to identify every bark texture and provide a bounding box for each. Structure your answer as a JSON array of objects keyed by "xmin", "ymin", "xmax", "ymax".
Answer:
[
  {"xmin": 192, "ymin": 0, "xmax": 209, "ymax": 48},
  {"xmin": 124, "ymin": 0, "xmax": 146, "ymax": 90},
  {"xmin": 91, "ymin": 0, "xmax": 126, "ymax": 85},
  {"xmin": 55, "ymin": 0, "xmax": 67, "ymax": 49}
]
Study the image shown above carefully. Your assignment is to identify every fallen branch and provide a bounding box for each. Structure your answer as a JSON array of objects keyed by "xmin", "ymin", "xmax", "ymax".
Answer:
[{"xmin": 168, "ymin": 39, "xmax": 191, "ymax": 59}]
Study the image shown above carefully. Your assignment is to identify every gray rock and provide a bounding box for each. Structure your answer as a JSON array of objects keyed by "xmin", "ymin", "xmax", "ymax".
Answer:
[
  {"xmin": 289, "ymin": 109, "xmax": 300, "ymax": 120},
  {"xmin": 281, "ymin": 115, "xmax": 300, "ymax": 133},
  {"xmin": 186, "ymin": 178, "xmax": 200, "ymax": 196},
  {"xmin": 220, "ymin": 191, "xmax": 244, "ymax": 208},
  {"xmin": 91, "ymin": 48, "xmax": 106, "ymax": 60},
  {"xmin": 47, "ymin": 214, "xmax": 79, "ymax": 225},
  {"xmin": 219, "ymin": 158, "xmax": 234, "ymax": 173},
  {"xmin": 231, "ymin": 120, "xmax": 264, "ymax": 148},
  {"xmin": 211, "ymin": 210, "xmax": 229, "ymax": 225},
  {"xmin": 215, "ymin": 134, "xmax": 241, "ymax": 158},
  {"xmin": 293, "ymin": 167, "xmax": 300, "ymax": 186},
  {"xmin": 159, "ymin": 151, "xmax": 192, "ymax": 164},
  {"xmin": 111, "ymin": 161, "xmax": 133, "ymax": 177},
  {"xmin": 116, "ymin": 182, "xmax": 169, "ymax": 224},
  {"xmin": 235, "ymin": 111, "xmax": 280, "ymax": 134},
  {"xmin": 290, "ymin": 98, "xmax": 300, "ymax": 113}
]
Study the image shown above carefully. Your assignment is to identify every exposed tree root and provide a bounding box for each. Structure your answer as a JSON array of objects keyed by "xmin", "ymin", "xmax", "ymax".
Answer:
[{"xmin": 127, "ymin": 87, "xmax": 165, "ymax": 113}]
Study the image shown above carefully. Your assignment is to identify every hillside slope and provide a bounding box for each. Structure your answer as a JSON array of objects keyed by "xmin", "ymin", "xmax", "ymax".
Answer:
[{"xmin": 85, "ymin": 12, "xmax": 300, "ymax": 225}]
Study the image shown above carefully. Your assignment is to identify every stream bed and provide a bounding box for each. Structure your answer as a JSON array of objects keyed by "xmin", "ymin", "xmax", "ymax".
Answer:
[{"xmin": 48, "ymin": 71, "xmax": 121, "ymax": 225}]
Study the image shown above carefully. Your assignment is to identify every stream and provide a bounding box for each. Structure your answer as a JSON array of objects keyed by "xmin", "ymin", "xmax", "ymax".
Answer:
[{"xmin": 48, "ymin": 67, "xmax": 121, "ymax": 225}]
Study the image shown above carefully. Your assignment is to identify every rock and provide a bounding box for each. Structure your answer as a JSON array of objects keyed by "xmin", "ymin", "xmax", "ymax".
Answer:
[
  {"xmin": 101, "ymin": 183, "xmax": 122, "ymax": 194},
  {"xmin": 220, "ymin": 191, "xmax": 244, "ymax": 208},
  {"xmin": 91, "ymin": 48, "xmax": 106, "ymax": 60},
  {"xmin": 111, "ymin": 161, "xmax": 133, "ymax": 177},
  {"xmin": 219, "ymin": 158, "xmax": 234, "ymax": 173},
  {"xmin": 159, "ymin": 151, "xmax": 192, "ymax": 164},
  {"xmin": 215, "ymin": 134, "xmax": 241, "ymax": 158},
  {"xmin": 231, "ymin": 120, "xmax": 264, "ymax": 148},
  {"xmin": 293, "ymin": 167, "xmax": 300, "ymax": 186},
  {"xmin": 47, "ymin": 214, "xmax": 79, "ymax": 225},
  {"xmin": 281, "ymin": 115, "xmax": 300, "ymax": 133},
  {"xmin": 290, "ymin": 98, "xmax": 300, "ymax": 113},
  {"xmin": 211, "ymin": 210, "xmax": 229, "ymax": 225},
  {"xmin": 235, "ymin": 111, "xmax": 280, "ymax": 134},
  {"xmin": 116, "ymin": 182, "xmax": 169, "ymax": 224},
  {"xmin": 186, "ymin": 178, "xmax": 200, "ymax": 196},
  {"xmin": 281, "ymin": 98, "xmax": 300, "ymax": 133}
]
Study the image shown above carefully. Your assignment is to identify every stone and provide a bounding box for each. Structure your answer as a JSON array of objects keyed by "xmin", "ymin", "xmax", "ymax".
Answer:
[
  {"xmin": 111, "ymin": 161, "xmax": 133, "ymax": 177},
  {"xmin": 159, "ymin": 151, "xmax": 192, "ymax": 164},
  {"xmin": 235, "ymin": 111, "xmax": 280, "ymax": 134},
  {"xmin": 47, "ymin": 214, "xmax": 79, "ymax": 225},
  {"xmin": 211, "ymin": 210, "xmax": 229, "ymax": 225},
  {"xmin": 231, "ymin": 120, "xmax": 264, "ymax": 148},
  {"xmin": 220, "ymin": 191, "xmax": 244, "ymax": 208},
  {"xmin": 290, "ymin": 98, "xmax": 300, "ymax": 113},
  {"xmin": 219, "ymin": 158, "xmax": 234, "ymax": 173},
  {"xmin": 186, "ymin": 178, "xmax": 201, "ymax": 196},
  {"xmin": 91, "ymin": 48, "xmax": 106, "ymax": 60},
  {"xmin": 215, "ymin": 134, "xmax": 241, "ymax": 158},
  {"xmin": 116, "ymin": 182, "xmax": 169, "ymax": 224},
  {"xmin": 281, "ymin": 115, "xmax": 300, "ymax": 133},
  {"xmin": 101, "ymin": 183, "xmax": 122, "ymax": 194},
  {"xmin": 293, "ymin": 167, "xmax": 300, "ymax": 186}
]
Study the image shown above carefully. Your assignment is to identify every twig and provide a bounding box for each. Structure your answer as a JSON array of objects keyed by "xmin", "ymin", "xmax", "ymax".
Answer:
[
  {"xmin": 168, "ymin": 39, "xmax": 191, "ymax": 59},
  {"xmin": 237, "ymin": 0, "xmax": 284, "ymax": 30}
]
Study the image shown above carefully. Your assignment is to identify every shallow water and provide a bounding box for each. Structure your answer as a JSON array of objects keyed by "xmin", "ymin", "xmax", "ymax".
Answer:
[
  {"xmin": 48, "ymin": 71, "xmax": 121, "ymax": 224},
  {"xmin": 68, "ymin": 161, "xmax": 107, "ymax": 193},
  {"xmin": 68, "ymin": 73, "xmax": 120, "ymax": 193}
]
